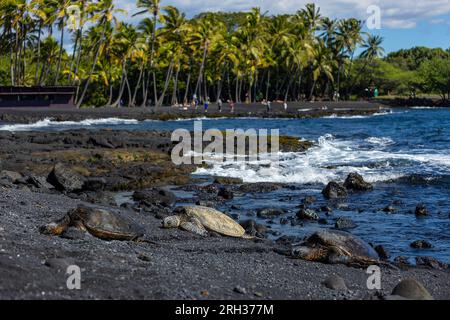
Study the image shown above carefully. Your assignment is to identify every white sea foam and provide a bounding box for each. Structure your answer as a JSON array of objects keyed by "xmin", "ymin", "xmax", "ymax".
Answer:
[
  {"xmin": 194, "ymin": 133, "xmax": 450, "ymax": 184},
  {"xmin": 323, "ymin": 110, "xmax": 395, "ymax": 119},
  {"xmin": 0, "ymin": 118, "xmax": 139, "ymax": 131}
]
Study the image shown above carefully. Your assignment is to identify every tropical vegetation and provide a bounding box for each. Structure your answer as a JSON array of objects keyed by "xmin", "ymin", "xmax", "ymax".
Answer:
[{"xmin": 0, "ymin": 0, "xmax": 449, "ymax": 107}]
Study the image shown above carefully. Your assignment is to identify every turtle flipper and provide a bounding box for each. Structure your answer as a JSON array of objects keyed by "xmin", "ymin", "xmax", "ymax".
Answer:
[
  {"xmin": 180, "ymin": 217, "xmax": 208, "ymax": 237},
  {"xmin": 40, "ymin": 215, "xmax": 71, "ymax": 236}
]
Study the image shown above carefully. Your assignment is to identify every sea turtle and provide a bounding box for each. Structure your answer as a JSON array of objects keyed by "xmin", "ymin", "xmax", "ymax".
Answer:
[
  {"xmin": 40, "ymin": 205, "xmax": 148, "ymax": 242},
  {"xmin": 163, "ymin": 205, "xmax": 253, "ymax": 239},
  {"xmin": 289, "ymin": 229, "xmax": 380, "ymax": 268}
]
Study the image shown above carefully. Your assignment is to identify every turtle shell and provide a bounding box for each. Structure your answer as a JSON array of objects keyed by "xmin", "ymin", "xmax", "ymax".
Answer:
[
  {"xmin": 307, "ymin": 229, "xmax": 378, "ymax": 260},
  {"xmin": 70, "ymin": 205, "xmax": 144, "ymax": 241},
  {"xmin": 178, "ymin": 206, "xmax": 245, "ymax": 238}
]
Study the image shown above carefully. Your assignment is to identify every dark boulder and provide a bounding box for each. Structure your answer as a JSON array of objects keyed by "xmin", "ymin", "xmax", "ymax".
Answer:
[
  {"xmin": 257, "ymin": 207, "xmax": 286, "ymax": 218},
  {"xmin": 47, "ymin": 163, "xmax": 84, "ymax": 192},
  {"xmin": 415, "ymin": 256, "xmax": 448, "ymax": 270},
  {"xmin": 239, "ymin": 183, "xmax": 281, "ymax": 193},
  {"xmin": 322, "ymin": 275, "xmax": 347, "ymax": 291},
  {"xmin": 296, "ymin": 208, "xmax": 319, "ymax": 220},
  {"xmin": 218, "ymin": 187, "xmax": 234, "ymax": 200},
  {"xmin": 374, "ymin": 245, "xmax": 390, "ymax": 260},
  {"xmin": 322, "ymin": 182, "xmax": 348, "ymax": 199},
  {"xmin": 240, "ymin": 220, "xmax": 266, "ymax": 238},
  {"xmin": 301, "ymin": 196, "xmax": 317, "ymax": 205},
  {"xmin": 410, "ymin": 240, "xmax": 433, "ymax": 249},
  {"xmin": 415, "ymin": 204, "xmax": 428, "ymax": 217},
  {"xmin": 213, "ymin": 176, "xmax": 243, "ymax": 185},
  {"xmin": 343, "ymin": 173, "xmax": 373, "ymax": 191},
  {"xmin": 334, "ymin": 217, "xmax": 357, "ymax": 230},
  {"xmin": 391, "ymin": 279, "xmax": 433, "ymax": 300},
  {"xmin": 132, "ymin": 188, "xmax": 176, "ymax": 208},
  {"xmin": 26, "ymin": 174, "xmax": 54, "ymax": 189},
  {"xmin": 382, "ymin": 205, "xmax": 397, "ymax": 213},
  {"xmin": 82, "ymin": 177, "xmax": 107, "ymax": 191}
]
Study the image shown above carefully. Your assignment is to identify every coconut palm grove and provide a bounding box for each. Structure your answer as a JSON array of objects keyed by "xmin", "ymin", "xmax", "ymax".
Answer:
[{"xmin": 0, "ymin": 0, "xmax": 449, "ymax": 108}]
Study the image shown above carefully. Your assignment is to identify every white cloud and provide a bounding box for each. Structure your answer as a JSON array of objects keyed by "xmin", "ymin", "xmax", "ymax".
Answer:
[{"xmin": 116, "ymin": 0, "xmax": 450, "ymax": 30}]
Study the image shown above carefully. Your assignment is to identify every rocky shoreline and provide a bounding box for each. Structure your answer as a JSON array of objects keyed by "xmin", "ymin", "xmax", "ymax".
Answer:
[
  {"xmin": 0, "ymin": 101, "xmax": 388, "ymax": 124},
  {"xmin": 0, "ymin": 128, "xmax": 449, "ymax": 300}
]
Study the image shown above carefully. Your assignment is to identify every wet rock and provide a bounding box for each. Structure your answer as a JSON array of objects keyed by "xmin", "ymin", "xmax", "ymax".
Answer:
[
  {"xmin": 394, "ymin": 256, "xmax": 411, "ymax": 267},
  {"xmin": 322, "ymin": 275, "xmax": 347, "ymax": 291},
  {"xmin": 257, "ymin": 207, "xmax": 285, "ymax": 218},
  {"xmin": 275, "ymin": 235, "xmax": 302, "ymax": 246},
  {"xmin": 410, "ymin": 240, "xmax": 433, "ymax": 249},
  {"xmin": 374, "ymin": 245, "xmax": 390, "ymax": 260},
  {"xmin": 322, "ymin": 182, "xmax": 347, "ymax": 199},
  {"xmin": 318, "ymin": 218, "xmax": 328, "ymax": 225},
  {"xmin": 133, "ymin": 188, "xmax": 176, "ymax": 208},
  {"xmin": 83, "ymin": 191, "xmax": 117, "ymax": 206},
  {"xmin": 320, "ymin": 206, "xmax": 333, "ymax": 214},
  {"xmin": 382, "ymin": 205, "xmax": 396, "ymax": 213},
  {"xmin": 82, "ymin": 177, "xmax": 107, "ymax": 191},
  {"xmin": 301, "ymin": 196, "xmax": 317, "ymax": 205},
  {"xmin": 239, "ymin": 183, "xmax": 281, "ymax": 194},
  {"xmin": 391, "ymin": 279, "xmax": 433, "ymax": 300},
  {"xmin": 47, "ymin": 163, "xmax": 84, "ymax": 192},
  {"xmin": 26, "ymin": 174, "xmax": 54, "ymax": 189},
  {"xmin": 218, "ymin": 187, "xmax": 234, "ymax": 200},
  {"xmin": 296, "ymin": 209, "xmax": 319, "ymax": 220},
  {"xmin": 334, "ymin": 217, "xmax": 356, "ymax": 230},
  {"xmin": 240, "ymin": 220, "xmax": 266, "ymax": 238},
  {"xmin": 213, "ymin": 177, "xmax": 243, "ymax": 185},
  {"xmin": 415, "ymin": 204, "xmax": 428, "ymax": 217},
  {"xmin": 195, "ymin": 200, "xmax": 216, "ymax": 208},
  {"xmin": 0, "ymin": 170, "xmax": 23, "ymax": 183},
  {"xmin": 415, "ymin": 256, "xmax": 448, "ymax": 270},
  {"xmin": 343, "ymin": 173, "xmax": 373, "ymax": 191}
]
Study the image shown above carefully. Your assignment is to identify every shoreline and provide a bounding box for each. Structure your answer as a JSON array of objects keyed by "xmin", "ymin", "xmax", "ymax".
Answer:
[
  {"xmin": 0, "ymin": 129, "xmax": 449, "ymax": 300},
  {"xmin": 0, "ymin": 101, "xmax": 392, "ymax": 124}
]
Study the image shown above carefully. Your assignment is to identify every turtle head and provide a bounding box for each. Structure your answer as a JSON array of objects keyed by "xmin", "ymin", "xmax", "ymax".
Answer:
[{"xmin": 162, "ymin": 215, "xmax": 181, "ymax": 229}]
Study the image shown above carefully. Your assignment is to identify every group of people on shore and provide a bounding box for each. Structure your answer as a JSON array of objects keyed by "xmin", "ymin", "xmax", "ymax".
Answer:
[{"xmin": 177, "ymin": 95, "xmax": 287, "ymax": 113}]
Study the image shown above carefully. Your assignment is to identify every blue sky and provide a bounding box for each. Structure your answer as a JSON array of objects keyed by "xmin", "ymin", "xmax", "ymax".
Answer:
[{"xmin": 116, "ymin": 0, "xmax": 450, "ymax": 53}]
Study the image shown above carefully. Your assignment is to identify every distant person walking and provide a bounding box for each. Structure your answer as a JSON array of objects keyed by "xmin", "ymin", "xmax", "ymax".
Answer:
[
  {"xmin": 229, "ymin": 100, "xmax": 235, "ymax": 113},
  {"xmin": 217, "ymin": 98, "xmax": 223, "ymax": 112},
  {"xmin": 204, "ymin": 98, "xmax": 209, "ymax": 112}
]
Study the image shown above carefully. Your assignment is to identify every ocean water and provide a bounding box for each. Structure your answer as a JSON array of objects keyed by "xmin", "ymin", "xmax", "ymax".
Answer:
[{"xmin": 1, "ymin": 108, "xmax": 449, "ymax": 263}]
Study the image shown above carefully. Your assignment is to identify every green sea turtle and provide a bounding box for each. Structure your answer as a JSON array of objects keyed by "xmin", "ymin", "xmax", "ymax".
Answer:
[
  {"xmin": 290, "ymin": 229, "xmax": 380, "ymax": 268},
  {"xmin": 163, "ymin": 205, "xmax": 253, "ymax": 239},
  {"xmin": 40, "ymin": 205, "xmax": 147, "ymax": 242}
]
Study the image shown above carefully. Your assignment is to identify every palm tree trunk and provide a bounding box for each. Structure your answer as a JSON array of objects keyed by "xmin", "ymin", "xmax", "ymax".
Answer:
[
  {"xmin": 194, "ymin": 43, "xmax": 208, "ymax": 97},
  {"xmin": 34, "ymin": 22, "xmax": 43, "ymax": 85},
  {"xmin": 171, "ymin": 67, "xmax": 180, "ymax": 105},
  {"xmin": 76, "ymin": 24, "xmax": 107, "ymax": 108},
  {"xmin": 156, "ymin": 60, "xmax": 174, "ymax": 107},
  {"xmin": 55, "ymin": 17, "xmax": 65, "ymax": 85},
  {"xmin": 68, "ymin": 30, "xmax": 80, "ymax": 83},
  {"xmin": 131, "ymin": 63, "xmax": 145, "ymax": 107},
  {"xmin": 183, "ymin": 66, "xmax": 192, "ymax": 104},
  {"xmin": 265, "ymin": 69, "xmax": 270, "ymax": 101}
]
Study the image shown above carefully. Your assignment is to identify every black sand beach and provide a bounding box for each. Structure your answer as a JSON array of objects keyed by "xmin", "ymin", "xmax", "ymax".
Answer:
[{"xmin": 0, "ymin": 124, "xmax": 449, "ymax": 300}]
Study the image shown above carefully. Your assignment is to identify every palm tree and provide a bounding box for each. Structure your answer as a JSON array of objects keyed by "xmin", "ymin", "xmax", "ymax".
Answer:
[
  {"xmin": 76, "ymin": 0, "xmax": 125, "ymax": 108},
  {"xmin": 349, "ymin": 34, "xmax": 384, "ymax": 95},
  {"xmin": 133, "ymin": 0, "xmax": 161, "ymax": 106}
]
